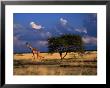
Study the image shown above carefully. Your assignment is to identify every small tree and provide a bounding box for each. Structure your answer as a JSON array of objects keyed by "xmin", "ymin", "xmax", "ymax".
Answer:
[{"xmin": 48, "ymin": 34, "xmax": 84, "ymax": 60}]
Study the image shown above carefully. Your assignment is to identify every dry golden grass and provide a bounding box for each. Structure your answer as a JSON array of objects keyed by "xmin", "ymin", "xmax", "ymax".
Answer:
[
  {"xmin": 13, "ymin": 51, "xmax": 97, "ymax": 75},
  {"xmin": 14, "ymin": 51, "xmax": 97, "ymax": 61}
]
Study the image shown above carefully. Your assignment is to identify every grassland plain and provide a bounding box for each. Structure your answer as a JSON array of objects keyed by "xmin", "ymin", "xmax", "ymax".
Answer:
[{"xmin": 13, "ymin": 51, "xmax": 97, "ymax": 75}]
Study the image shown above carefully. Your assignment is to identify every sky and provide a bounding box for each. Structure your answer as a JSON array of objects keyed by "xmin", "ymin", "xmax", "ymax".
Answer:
[{"xmin": 13, "ymin": 13, "xmax": 97, "ymax": 53}]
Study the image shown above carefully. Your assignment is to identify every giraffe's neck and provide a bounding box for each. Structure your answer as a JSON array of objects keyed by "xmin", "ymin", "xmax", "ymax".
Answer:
[
  {"xmin": 27, "ymin": 44, "xmax": 39, "ymax": 51},
  {"xmin": 27, "ymin": 44, "xmax": 33, "ymax": 50},
  {"xmin": 29, "ymin": 46, "xmax": 33, "ymax": 50}
]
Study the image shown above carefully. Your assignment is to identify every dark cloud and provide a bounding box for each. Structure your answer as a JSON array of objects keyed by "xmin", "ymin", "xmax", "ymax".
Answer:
[{"xmin": 83, "ymin": 13, "xmax": 97, "ymax": 37}]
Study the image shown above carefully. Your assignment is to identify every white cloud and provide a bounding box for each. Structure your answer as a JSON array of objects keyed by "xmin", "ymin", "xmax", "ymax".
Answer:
[
  {"xmin": 14, "ymin": 24, "xmax": 23, "ymax": 29},
  {"xmin": 39, "ymin": 41, "xmax": 48, "ymax": 46},
  {"xmin": 35, "ymin": 40, "xmax": 48, "ymax": 46},
  {"xmin": 40, "ymin": 31, "xmax": 52, "ymax": 38},
  {"xmin": 46, "ymin": 32, "xmax": 52, "ymax": 38},
  {"xmin": 75, "ymin": 28, "xmax": 87, "ymax": 34},
  {"xmin": 60, "ymin": 18, "xmax": 68, "ymax": 26},
  {"xmin": 82, "ymin": 36, "xmax": 97, "ymax": 45},
  {"xmin": 30, "ymin": 21, "xmax": 44, "ymax": 30},
  {"xmin": 13, "ymin": 24, "xmax": 26, "ymax": 33},
  {"xmin": 14, "ymin": 36, "xmax": 26, "ymax": 46}
]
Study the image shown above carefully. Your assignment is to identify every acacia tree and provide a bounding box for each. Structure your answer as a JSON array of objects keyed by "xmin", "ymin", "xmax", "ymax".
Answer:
[{"xmin": 48, "ymin": 34, "xmax": 84, "ymax": 60}]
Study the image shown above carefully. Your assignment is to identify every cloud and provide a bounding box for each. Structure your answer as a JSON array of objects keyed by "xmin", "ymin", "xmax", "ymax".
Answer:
[
  {"xmin": 32, "ymin": 40, "xmax": 48, "ymax": 48},
  {"xmin": 40, "ymin": 31, "xmax": 52, "ymax": 38},
  {"xmin": 27, "ymin": 40, "xmax": 48, "ymax": 52},
  {"xmin": 58, "ymin": 18, "xmax": 76, "ymax": 34},
  {"xmin": 14, "ymin": 36, "xmax": 26, "ymax": 47},
  {"xmin": 56, "ymin": 18, "xmax": 75, "ymax": 34},
  {"xmin": 14, "ymin": 36, "xmax": 48, "ymax": 52},
  {"xmin": 14, "ymin": 24, "xmax": 26, "ymax": 34},
  {"xmin": 14, "ymin": 23, "xmax": 51, "ymax": 41},
  {"xmin": 82, "ymin": 36, "xmax": 97, "ymax": 45},
  {"xmin": 38, "ymin": 40, "xmax": 48, "ymax": 46},
  {"xmin": 75, "ymin": 28, "xmax": 87, "ymax": 34},
  {"xmin": 60, "ymin": 18, "xmax": 68, "ymax": 26},
  {"xmin": 14, "ymin": 24, "xmax": 23, "ymax": 29},
  {"xmin": 14, "ymin": 36, "xmax": 19, "ymax": 45},
  {"xmin": 30, "ymin": 21, "xmax": 44, "ymax": 30},
  {"xmin": 54, "ymin": 26, "xmax": 64, "ymax": 35},
  {"xmin": 46, "ymin": 32, "xmax": 52, "ymax": 38}
]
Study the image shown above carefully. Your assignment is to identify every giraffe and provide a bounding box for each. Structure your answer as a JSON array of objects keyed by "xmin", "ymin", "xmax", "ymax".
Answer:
[{"xmin": 26, "ymin": 42, "xmax": 44, "ymax": 60}]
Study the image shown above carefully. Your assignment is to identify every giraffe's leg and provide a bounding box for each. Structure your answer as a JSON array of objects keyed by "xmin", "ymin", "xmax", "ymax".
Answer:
[
  {"xmin": 36, "ymin": 51, "xmax": 40, "ymax": 59},
  {"xmin": 34, "ymin": 51, "xmax": 38, "ymax": 59},
  {"xmin": 37, "ymin": 51, "xmax": 39, "ymax": 59},
  {"xmin": 38, "ymin": 52, "xmax": 44, "ymax": 59},
  {"xmin": 38, "ymin": 52, "xmax": 42, "ymax": 59},
  {"xmin": 32, "ymin": 52, "xmax": 35, "ymax": 60},
  {"xmin": 33, "ymin": 54, "xmax": 36, "ymax": 60}
]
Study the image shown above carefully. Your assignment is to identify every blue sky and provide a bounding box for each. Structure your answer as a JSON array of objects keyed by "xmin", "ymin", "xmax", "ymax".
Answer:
[{"xmin": 13, "ymin": 13, "xmax": 97, "ymax": 53}]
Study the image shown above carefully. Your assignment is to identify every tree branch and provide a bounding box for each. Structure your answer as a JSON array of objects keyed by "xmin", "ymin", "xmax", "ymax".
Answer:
[{"xmin": 62, "ymin": 52, "xmax": 68, "ymax": 59}]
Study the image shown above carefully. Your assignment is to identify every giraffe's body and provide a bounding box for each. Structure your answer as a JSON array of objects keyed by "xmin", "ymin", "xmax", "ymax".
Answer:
[{"xmin": 26, "ymin": 42, "xmax": 44, "ymax": 60}]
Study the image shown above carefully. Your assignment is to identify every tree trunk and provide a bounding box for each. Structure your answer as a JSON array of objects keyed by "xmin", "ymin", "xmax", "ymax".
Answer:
[
  {"xmin": 59, "ymin": 52, "xmax": 68, "ymax": 60},
  {"xmin": 62, "ymin": 52, "xmax": 68, "ymax": 59},
  {"xmin": 59, "ymin": 52, "xmax": 63, "ymax": 60}
]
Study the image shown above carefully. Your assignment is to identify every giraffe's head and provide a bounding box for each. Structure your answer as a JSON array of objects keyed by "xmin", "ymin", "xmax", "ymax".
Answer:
[
  {"xmin": 26, "ymin": 42, "xmax": 29, "ymax": 45},
  {"xmin": 26, "ymin": 42, "xmax": 31, "ymax": 48}
]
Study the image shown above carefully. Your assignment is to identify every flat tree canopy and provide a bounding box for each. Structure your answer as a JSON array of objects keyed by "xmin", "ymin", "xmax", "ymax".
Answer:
[{"xmin": 48, "ymin": 34, "xmax": 84, "ymax": 59}]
